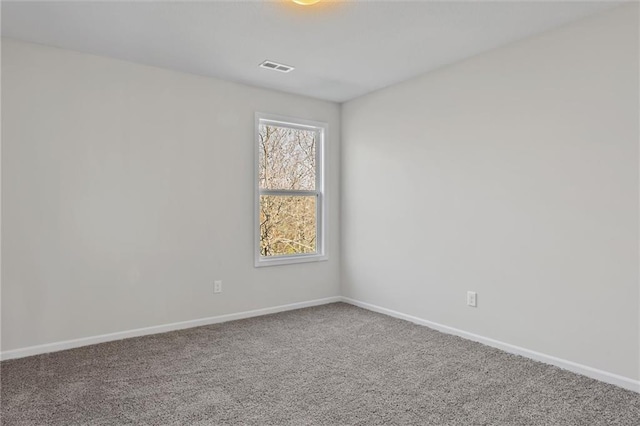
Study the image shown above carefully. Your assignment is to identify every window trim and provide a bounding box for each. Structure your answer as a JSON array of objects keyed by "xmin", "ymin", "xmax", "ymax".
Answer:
[{"xmin": 254, "ymin": 112, "xmax": 328, "ymax": 267}]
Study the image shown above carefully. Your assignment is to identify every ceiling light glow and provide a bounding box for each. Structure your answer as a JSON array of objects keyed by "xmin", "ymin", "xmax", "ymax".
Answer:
[{"xmin": 292, "ymin": 0, "xmax": 322, "ymax": 5}]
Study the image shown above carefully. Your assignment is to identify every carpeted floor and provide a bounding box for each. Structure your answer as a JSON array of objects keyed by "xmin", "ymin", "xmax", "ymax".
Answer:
[{"xmin": 2, "ymin": 303, "xmax": 639, "ymax": 425}]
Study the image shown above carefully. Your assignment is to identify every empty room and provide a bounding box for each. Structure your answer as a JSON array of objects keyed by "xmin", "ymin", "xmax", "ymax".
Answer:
[{"xmin": 1, "ymin": 0, "xmax": 639, "ymax": 424}]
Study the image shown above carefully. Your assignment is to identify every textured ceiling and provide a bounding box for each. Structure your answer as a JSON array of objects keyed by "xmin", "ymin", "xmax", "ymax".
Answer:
[{"xmin": 1, "ymin": 1, "xmax": 622, "ymax": 102}]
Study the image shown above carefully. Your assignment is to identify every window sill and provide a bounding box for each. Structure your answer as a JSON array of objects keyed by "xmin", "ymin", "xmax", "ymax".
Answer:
[{"xmin": 254, "ymin": 253, "xmax": 328, "ymax": 268}]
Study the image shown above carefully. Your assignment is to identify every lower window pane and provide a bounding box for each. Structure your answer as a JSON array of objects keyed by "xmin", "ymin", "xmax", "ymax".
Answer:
[{"xmin": 260, "ymin": 195, "xmax": 317, "ymax": 257}]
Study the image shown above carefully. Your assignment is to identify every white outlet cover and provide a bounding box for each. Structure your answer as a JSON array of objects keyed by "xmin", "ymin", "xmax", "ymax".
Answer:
[{"xmin": 467, "ymin": 291, "xmax": 477, "ymax": 307}]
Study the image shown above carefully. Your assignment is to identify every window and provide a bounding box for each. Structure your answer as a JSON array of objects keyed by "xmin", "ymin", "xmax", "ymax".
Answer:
[{"xmin": 255, "ymin": 113, "xmax": 327, "ymax": 267}]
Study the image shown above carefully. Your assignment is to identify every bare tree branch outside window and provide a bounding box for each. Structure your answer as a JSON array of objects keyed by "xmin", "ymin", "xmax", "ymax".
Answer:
[{"xmin": 258, "ymin": 124, "xmax": 318, "ymax": 257}]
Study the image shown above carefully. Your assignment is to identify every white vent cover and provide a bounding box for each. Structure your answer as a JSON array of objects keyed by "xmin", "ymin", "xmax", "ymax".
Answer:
[{"xmin": 259, "ymin": 60, "xmax": 295, "ymax": 73}]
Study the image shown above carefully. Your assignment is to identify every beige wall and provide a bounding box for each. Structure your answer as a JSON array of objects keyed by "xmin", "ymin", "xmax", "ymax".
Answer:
[
  {"xmin": 1, "ymin": 39, "xmax": 341, "ymax": 352},
  {"xmin": 341, "ymin": 5, "xmax": 639, "ymax": 380}
]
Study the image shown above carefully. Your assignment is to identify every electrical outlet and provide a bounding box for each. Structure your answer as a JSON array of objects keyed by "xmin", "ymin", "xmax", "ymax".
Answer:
[
  {"xmin": 467, "ymin": 291, "xmax": 477, "ymax": 307},
  {"xmin": 214, "ymin": 280, "xmax": 222, "ymax": 294}
]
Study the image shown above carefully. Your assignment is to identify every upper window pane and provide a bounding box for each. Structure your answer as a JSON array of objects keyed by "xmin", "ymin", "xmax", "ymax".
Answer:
[{"xmin": 258, "ymin": 124, "xmax": 316, "ymax": 190}]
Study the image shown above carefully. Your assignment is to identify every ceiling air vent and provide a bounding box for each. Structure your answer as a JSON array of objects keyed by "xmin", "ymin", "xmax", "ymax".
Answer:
[{"xmin": 259, "ymin": 60, "xmax": 295, "ymax": 73}]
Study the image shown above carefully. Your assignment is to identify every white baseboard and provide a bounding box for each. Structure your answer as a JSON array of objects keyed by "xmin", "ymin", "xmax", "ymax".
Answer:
[
  {"xmin": 0, "ymin": 296, "xmax": 342, "ymax": 361},
  {"xmin": 4, "ymin": 295, "xmax": 638, "ymax": 393},
  {"xmin": 340, "ymin": 296, "xmax": 640, "ymax": 393}
]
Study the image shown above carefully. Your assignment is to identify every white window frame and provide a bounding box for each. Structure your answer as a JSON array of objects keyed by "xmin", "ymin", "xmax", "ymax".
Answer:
[{"xmin": 254, "ymin": 112, "xmax": 327, "ymax": 267}]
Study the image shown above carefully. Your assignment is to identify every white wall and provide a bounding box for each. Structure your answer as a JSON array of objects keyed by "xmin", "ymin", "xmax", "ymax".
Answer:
[
  {"xmin": 341, "ymin": 5, "xmax": 639, "ymax": 381},
  {"xmin": 1, "ymin": 39, "xmax": 340, "ymax": 352}
]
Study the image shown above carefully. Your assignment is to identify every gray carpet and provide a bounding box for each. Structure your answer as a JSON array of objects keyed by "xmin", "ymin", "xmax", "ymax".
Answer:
[{"xmin": 2, "ymin": 303, "xmax": 639, "ymax": 425}]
